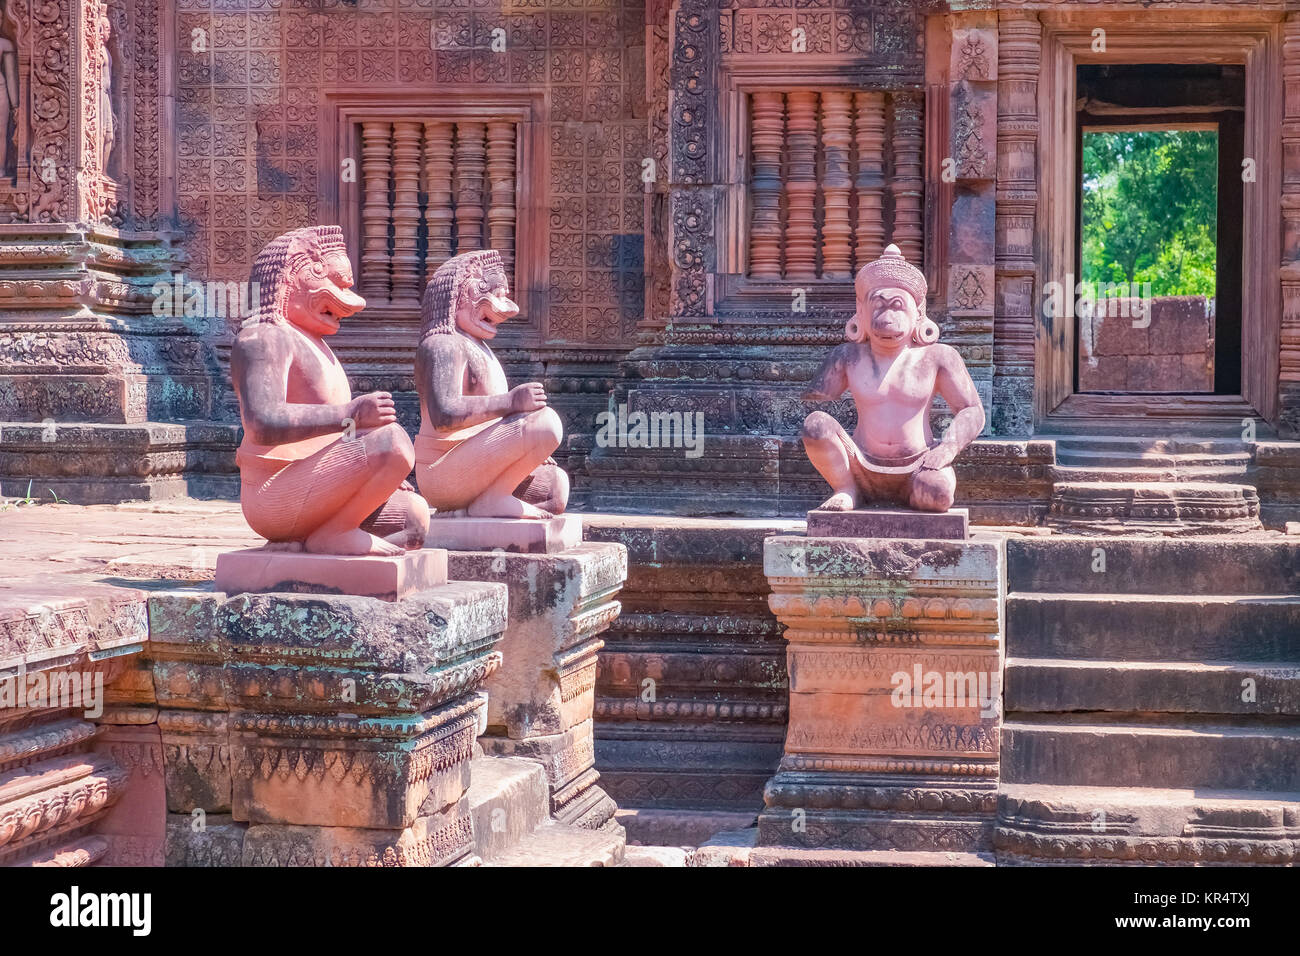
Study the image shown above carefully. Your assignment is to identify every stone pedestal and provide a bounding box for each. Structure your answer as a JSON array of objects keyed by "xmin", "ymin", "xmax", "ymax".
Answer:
[
  {"xmin": 759, "ymin": 530, "xmax": 1005, "ymax": 857},
  {"xmin": 448, "ymin": 540, "xmax": 627, "ymax": 830},
  {"xmin": 428, "ymin": 514, "xmax": 583, "ymax": 554},
  {"xmin": 149, "ymin": 579, "xmax": 507, "ymax": 866},
  {"xmin": 213, "ymin": 548, "xmax": 448, "ymax": 601}
]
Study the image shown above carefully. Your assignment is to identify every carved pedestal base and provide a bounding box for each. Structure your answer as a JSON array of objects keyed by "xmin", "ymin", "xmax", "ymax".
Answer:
[
  {"xmin": 427, "ymin": 514, "xmax": 583, "ymax": 554},
  {"xmin": 214, "ymin": 548, "xmax": 448, "ymax": 601},
  {"xmin": 759, "ymin": 532, "xmax": 1005, "ymax": 859},
  {"xmin": 447, "ymin": 543, "xmax": 627, "ymax": 830},
  {"xmin": 148, "ymin": 581, "xmax": 506, "ymax": 866}
]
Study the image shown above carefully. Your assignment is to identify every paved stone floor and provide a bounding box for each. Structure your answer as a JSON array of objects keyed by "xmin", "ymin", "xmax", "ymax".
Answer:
[{"xmin": 0, "ymin": 499, "xmax": 259, "ymax": 632}]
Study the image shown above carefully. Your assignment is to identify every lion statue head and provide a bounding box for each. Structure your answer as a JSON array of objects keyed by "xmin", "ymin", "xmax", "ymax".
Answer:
[
  {"xmin": 243, "ymin": 225, "xmax": 366, "ymax": 334},
  {"xmin": 420, "ymin": 249, "xmax": 519, "ymax": 342}
]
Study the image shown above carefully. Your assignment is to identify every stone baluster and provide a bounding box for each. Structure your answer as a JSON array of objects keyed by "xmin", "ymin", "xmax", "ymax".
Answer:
[
  {"xmin": 852, "ymin": 92, "xmax": 887, "ymax": 270},
  {"xmin": 820, "ymin": 91, "xmax": 853, "ymax": 279},
  {"xmin": 454, "ymin": 121, "xmax": 487, "ymax": 253},
  {"xmin": 784, "ymin": 91, "xmax": 820, "ymax": 280},
  {"xmin": 423, "ymin": 121, "xmax": 455, "ymax": 278},
  {"xmin": 486, "ymin": 120, "xmax": 517, "ymax": 283},
  {"xmin": 390, "ymin": 121, "xmax": 423, "ymax": 302},
  {"xmin": 889, "ymin": 91, "xmax": 924, "ymax": 266},
  {"xmin": 749, "ymin": 91, "xmax": 785, "ymax": 279},
  {"xmin": 359, "ymin": 120, "xmax": 393, "ymax": 300}
]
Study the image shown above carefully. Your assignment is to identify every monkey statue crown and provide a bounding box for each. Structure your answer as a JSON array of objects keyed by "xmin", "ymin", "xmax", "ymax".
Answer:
[{"xmin": 845, "ymin": 243, "xmax": 940, "ymax": 346}]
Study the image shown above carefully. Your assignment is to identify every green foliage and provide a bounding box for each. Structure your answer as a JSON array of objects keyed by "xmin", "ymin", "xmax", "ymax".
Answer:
[{"xmin": 1081, "ymin": 129, "xmax": 1219, "ymax": 297}]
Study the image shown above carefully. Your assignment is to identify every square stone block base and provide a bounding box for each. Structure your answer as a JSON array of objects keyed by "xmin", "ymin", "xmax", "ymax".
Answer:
[
  {"xmin": 426, "ymin": 514, "xmax": 583, "ymax": 553},
  {"xmin": 213, "ymin": 547, "xmax": 448, "ymax": 600},
  {"xmin": 805, "ymin": 507, "xmax": 969, "ymax": 540}
]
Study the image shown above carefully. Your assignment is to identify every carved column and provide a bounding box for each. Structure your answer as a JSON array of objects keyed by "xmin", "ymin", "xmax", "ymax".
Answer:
[
  {"xmin": 784, "ymin": 90, "xmax": 820, "ymax": 281},
  {"xmin": 852, "ymin": 92, "xmax": 887, "ymax": 270},
  {"xmin": 993, "ymin": 11, "xmax": 1041, "ymax": 437},
  {"xmin": 1281, "ymin": 15, "xmax": 1300, "ymax": 438},
  {"xmin": 486, "ymin": 120, "xmax": 517, "ymax": 281},
  {"xmin": 390, "ymin": 121, "xmax": 422, "ymax": 303},
  {"xmin": 423, "ymin": 121, "xmax": 455, "ymax": 277},
  {"xmin": 889, "ymin": 91, "xmax": 924, "ymax": 266},
  {"xmin": 359, "ymin": 120, "xmax": 393, "ymax": 300},
  {"xmin": 749, "ymin": 91, "xmax": 785, "ymax": 279},
  {"xmin": 820, "ymin": 91, "xmax": 853, "ymax": 279},
  {"xmin": 454, "ymin": 121, "xmax": 486, "ymax": 253},
  {"xmin": 947, "ymin": 20, "xmax": 999, "ymax": 427}
]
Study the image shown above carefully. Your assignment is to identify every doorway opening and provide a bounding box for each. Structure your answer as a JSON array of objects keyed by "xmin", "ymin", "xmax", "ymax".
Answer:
[{"xmin": 1074, "ymin": 64, "xmax": 1245, "ymax": 398}]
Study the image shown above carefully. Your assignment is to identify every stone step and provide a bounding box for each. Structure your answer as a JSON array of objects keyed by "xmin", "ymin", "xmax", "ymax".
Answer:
[
  {"xmin": 466, "ymin": 755, "xmax": 551, "ymax": 863},
  {"xmin": 995, "ymin": 782, "xmax": 1300, "ymax": 865},
  {"xmin": 1006, "ymin": 593, "xmax": 1300, "ymax": 663},
  {"xmin": 616, "ymin": 807, "xmax": 758, "ymax": 847},
  {"xmin": 1046, "ymin": 481, "xmax": 1260, "ymax": 535},
  {"xmin": 1052, "ymin": 464, "xmax": 1251, "ymax": 484},
  {"xmin": 1001, "ymin": 717, "xmax": 1300, "ymax": 791},
  {"xmin": 1052, "ymin": 436, "xmax": 1252, "ymax": 468},
  {"xmin": 1005, "ymin": 658, "xmax": 1300, "ymax": 715},
  {"xmin": 481, "ymin": 820, "xmax": 625, "ymax": 867},
  {"xmin": 1007, "ymin": 537, "xmax": 1300, "ymax": 595}
]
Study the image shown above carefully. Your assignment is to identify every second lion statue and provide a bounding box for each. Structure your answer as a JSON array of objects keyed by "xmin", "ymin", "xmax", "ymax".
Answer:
[{"xmin": 414, "ymin": 249, "xmax": 570, "ymax": 519}]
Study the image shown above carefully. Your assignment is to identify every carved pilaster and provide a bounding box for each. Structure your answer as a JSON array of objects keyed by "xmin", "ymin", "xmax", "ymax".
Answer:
[
  {"xmin": 666, "ymin": 0, "xmax": 718, "ymax": 318},
  {"xmin": 993, "ymin": 10, "xmax": 1040, "ymax": 437},
  {"xmin": 1281, "ymin": 14, "xmax": 1300, "ymax": 437}
]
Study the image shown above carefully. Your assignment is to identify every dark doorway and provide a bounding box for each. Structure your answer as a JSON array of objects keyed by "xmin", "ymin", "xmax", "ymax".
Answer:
[{"xmin": 1074, "ymin": 63, "xmax": 1245, "ymax": 396}]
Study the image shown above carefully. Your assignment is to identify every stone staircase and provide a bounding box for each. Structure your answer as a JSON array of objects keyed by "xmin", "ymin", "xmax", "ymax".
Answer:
[
  {"xmin": 468, "ymin": 755, "xmax": 624, "ymax": 866},
  {"xmin": 1046, "ymin": 436, "xmax": 1262, "ymax": 534},
  {"xmin": 997, "ymin": 536, "xmax": 1300, "ymax": 864}
]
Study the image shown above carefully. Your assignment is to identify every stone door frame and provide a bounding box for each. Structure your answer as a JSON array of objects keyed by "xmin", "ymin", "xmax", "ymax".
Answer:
[{"xmin": 1035, "ymin": 11, "xmax": 1283, "ymax": 432}]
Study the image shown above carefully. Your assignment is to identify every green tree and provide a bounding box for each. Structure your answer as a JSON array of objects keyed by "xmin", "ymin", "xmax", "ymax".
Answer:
[{"xmin": 1081, "ymin": 129, "xmax": 1218, "ymax": 297}]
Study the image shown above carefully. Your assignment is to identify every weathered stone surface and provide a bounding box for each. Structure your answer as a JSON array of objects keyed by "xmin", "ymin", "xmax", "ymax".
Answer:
[
  {"xmin": 242, "ymin": 798, "xmax": 474, "ymax": 867},
  {"xmin": 806, "ymin": 507, "xmax": 968, "ymax": 540},
  {"xmin": 1003, "ymin": 534, "xmax": 1300, "ymax": 865},
  {"xmin": 148, "ymin": 582, "xmax": 506, "ymax": 864},
  {"xmin": 586, "ymin": 516, "xmax": 794, "ymax": 813},
  {"xmin": 448, "ymin": 542, "xmax": 625, "ymax": 829}
]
